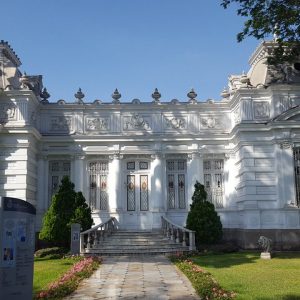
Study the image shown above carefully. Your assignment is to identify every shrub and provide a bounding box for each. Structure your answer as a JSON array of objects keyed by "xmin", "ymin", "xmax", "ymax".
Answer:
[
  {"xmin": 39, "ymin": 176, "xmax": 93, "ymax": 248},
  {"xmin": 171, "ymin": 256, "xmax": 235, "ymax": 300},
  {"xmin": 34, "ymin": 256, "xmax": 102, "ymax": 299},
  {"xmin": 35, "ymin": 247, "xmax": 68, "ymax": 258},
  {"xmin": 186, "ymin": 181, "xmax": 223, "ymax": 245}
]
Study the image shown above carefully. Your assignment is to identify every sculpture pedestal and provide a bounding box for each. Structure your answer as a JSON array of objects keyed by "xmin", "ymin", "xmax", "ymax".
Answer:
[{"xmin": 260, "ymin": 252, "xmax": 271, "ymax": 259}]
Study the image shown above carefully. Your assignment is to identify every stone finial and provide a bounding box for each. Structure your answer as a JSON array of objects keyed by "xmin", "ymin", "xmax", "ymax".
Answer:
[
  {"xmin": 220, "ymin": 87, "xmax": 230, "ymax": 99},
  {"xmin": 151, "ymin": 88, "xmax": 161, "ymax": 103},
  {"xmin": 112, "ymin": 88, "xmax": 121, "ymax": 103},
  {"xmin": 240, "ymin": 71, "xmax": 250, "ymax": 85},
  {"xmin": 40, "ymin": 87, "xmax": 50, "ymax": 103},
  {"xmin": 75, "ymin": 88, "xmax": 85, "ymax": 102},
  {"xmin": 187, "ymin": 88, "xmax": 197, "ymax": 103}
]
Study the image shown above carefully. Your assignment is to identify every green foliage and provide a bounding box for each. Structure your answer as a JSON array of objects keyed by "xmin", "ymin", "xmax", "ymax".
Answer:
[
  {"xmin": 186, "ymin": 181, "xmax": 222, "ymax": 245},
  {"xmin": 39, "ymin": 176, "xmax": 93, "ymax": 247},
  {"xmin": 35, "ymin": 247, "xmax": 68, "ymax": 259},
  {"xmin": 70, "ymin": 192, "xmax": 93, "ymax": 231},
  {"xmin": 221, "ymin": 0, "xmax": 300, "ymax": 64},
  {"xmin": 173, "ymin": 258, "xmax": 235, "ymax": 299}
]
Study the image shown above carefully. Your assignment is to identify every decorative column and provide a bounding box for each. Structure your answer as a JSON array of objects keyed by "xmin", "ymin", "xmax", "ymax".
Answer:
[
  {"xmin": 151, "ymin": 153, "xmax": 164, "ymax": 211},
  {"xmin": 187, "ymin": 152, "xmax": 201, "ymax": 206},
  {"xmin": 108, "ymin": 153, "xmax": 122, "ymax": 212},
  {"xmin": 36, "ymin": 155, "xmax": 48, "ymax": 230},
  {"xmin": 73, "ymin": 155, "xmax": 85, "ymax": 192},
  {"xmin": 277, "ymin": 141, "xmax": 295, "ymax": 207},
  {"xmin": 151, "ymin": 152, "xmax": 165, "ymax": 229}
]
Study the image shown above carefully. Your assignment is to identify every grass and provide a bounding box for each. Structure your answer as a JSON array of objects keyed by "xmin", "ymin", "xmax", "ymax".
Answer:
[
  {"xmin": 33, "ymin": 256, "xmax": 101, "ymax": 299},
  {"xmin": 33, "ymin": 257, "xmax": 79, "ymax": 295},
  {"xmin": 191, "ymin": 252, "xmax": 300, "ymax": 300}
]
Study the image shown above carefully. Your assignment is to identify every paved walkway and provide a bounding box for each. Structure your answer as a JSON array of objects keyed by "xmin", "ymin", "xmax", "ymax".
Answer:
[{"xmin": 64, "ymin": 255, "xmax": 200, "ymax": 300}]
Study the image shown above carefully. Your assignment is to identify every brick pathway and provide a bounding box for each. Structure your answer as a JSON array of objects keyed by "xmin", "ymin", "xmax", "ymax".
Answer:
[{"xmin": 64, "ymin": 255, "xmax": 199, "ymax": 300}]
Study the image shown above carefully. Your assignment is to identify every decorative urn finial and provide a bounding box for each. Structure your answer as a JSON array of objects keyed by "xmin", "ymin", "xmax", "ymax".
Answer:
[
  {"xmin": 151, "ymin": 88, "xmax": 161, "ymax": 103},
  {"xmin": 220, "ymin": 87, "xmax": 230, "ymax": 99},
  {"xmin": 112, "ymin": 88, "xmax": 121, "ymax": 103},
  {"xmin": 40, "ymin": 87, "xmax": 50, "ymax": 103},
  {"xmin": 187, "ymin": 88, "xmax": 197, "ymax": 103},
  {"xmin": 240, "ymin": 71, "xmax": 249, "ymax": 85},
  {"xmin": 75, "ymin": 88, "xmax": 85, "ymax": 103}
]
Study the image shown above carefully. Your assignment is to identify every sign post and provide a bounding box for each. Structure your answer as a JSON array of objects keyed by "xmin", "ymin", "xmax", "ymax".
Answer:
[
  {"xmin": 0, "ymin": 197, "xmax": 36, "ymax": 300},
  {"xmin": 71, "ymin": 223, "xmax": 81, "ymax": 255}
]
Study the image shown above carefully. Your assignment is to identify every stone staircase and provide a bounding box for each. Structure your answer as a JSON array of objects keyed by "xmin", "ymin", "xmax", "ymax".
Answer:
[{"xmin": 83, "ymin": 230, "xmax": 190, "ymax": 256}]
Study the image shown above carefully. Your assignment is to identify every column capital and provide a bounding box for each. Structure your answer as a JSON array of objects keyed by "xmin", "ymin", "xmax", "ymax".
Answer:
[
  {"xmin": 72, "ymin": 154, "xmax": 86, "ymax": 160},
  {"xmin": 187, "ymin": 152, "xmax": 201, "ymax": 161},
  {"xmin": 109, "ymin": 152, "xmax": 123, "ymax": 160}
]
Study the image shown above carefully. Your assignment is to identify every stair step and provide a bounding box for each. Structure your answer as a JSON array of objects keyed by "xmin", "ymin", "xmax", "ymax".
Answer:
[{"xmin": 82, "ymin": 230, "xmax": 190, "ymax": 256}]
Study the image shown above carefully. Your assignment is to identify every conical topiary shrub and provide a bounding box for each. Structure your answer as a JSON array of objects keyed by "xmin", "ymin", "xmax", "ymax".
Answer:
[{"xmin": 186, "ymin": 181, "xmax": 222, "ymax": 246}]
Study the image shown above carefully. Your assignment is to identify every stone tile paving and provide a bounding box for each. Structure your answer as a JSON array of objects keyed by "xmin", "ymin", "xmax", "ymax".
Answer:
[{"xmin": 64, "ymin": 255, "xmax": 200, "ymax": 300}]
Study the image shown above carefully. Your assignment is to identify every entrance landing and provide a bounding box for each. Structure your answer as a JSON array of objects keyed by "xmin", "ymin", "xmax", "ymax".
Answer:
[{"xmin": 64, "ymin": 255, "xmax": 199, "ymax": 300}]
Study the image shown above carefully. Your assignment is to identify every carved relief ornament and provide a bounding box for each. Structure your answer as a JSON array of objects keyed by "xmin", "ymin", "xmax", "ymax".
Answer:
[
  {"xmin": 0, "ymin": 103, "xmax": 16, "ymax": 124},
  {"xmin": 201, "ymin": 116, "xmax": 219, "ymax": 129},
  {"xmin": 50, "ymin": 116, "xmax": 72, "ymax": 132},
  {"xmin": 86, "ymin": 117, "xmax": 109, "ymax": 131},
  {"xmin": 123, "ymin": 114, "xmax": 150, "ymax": 130},
  {"xmin": 165, "ymin": 117, "xmax": 186, "ymax": 129},
  {"xmin": 253, "ymin": 101, "xmax": 270, "ymax": 119}
]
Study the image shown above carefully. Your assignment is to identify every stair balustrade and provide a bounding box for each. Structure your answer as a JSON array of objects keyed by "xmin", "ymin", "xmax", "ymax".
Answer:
[
  {"xmin": 80, "ymin": 217, "xmax": 117, "ymax": 254},
  {"xmin": 161, "ymin": 216, "xmax": 196, "ymax": 251}
]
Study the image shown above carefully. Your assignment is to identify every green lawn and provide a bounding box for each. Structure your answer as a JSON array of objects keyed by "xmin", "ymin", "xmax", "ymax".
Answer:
[
  {"xmin": 192, "ymin": 252, "xmax": 300, "ymax": 300},
  {"xmin": 33, "ymin": 257, "xmax": 77, "ymax": 295}
]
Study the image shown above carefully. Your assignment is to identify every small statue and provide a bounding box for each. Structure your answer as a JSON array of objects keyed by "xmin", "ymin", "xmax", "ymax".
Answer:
[{"xmin": 258, "ymin": 236, "xmax": 272, "ymax": 253}]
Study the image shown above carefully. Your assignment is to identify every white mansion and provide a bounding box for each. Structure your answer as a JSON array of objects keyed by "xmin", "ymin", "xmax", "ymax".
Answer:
[{"xmin": 1, "ymin": 40, "xmax": 300, "ymax": 249}]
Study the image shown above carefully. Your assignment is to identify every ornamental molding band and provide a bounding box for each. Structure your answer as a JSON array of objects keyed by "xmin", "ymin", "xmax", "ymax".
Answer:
[
  {"xmin": 123, "ymin": 113, "xmax": 151, "ymax": 131},
  {"xmin": 0, "ymin": 103, "xmax": 17, "ymax": 124},
  {"xmin": 253, "ymin": 101, "xmax": 270, "ymax": 119},
  {"xmin": 50, "ymin": 116, "xmax": 72, "ymax": 132},
  {"xmin": 164, "ymin": 116, "xmax": 186, "ymax": 129},
  {"xmin": 85, "ymin": 117, "xmax": 110, "ymax": 132}
]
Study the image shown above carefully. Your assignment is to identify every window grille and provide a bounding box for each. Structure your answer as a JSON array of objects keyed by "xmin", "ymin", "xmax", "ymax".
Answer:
[
  {"xmin": 49, "ymin": 160, "xmax": 71, "ymax": 205},
  {"xmin": 293, "ymin": 148, "xmax": 300, "ymax": 207},
  {"xmin": 203, "ymin": 159, "xmax": 224, "ymax": 208},
  {"xmin": 88, "ymin": 161, "xmax": 109, "ymax": 211},
  {"xmin": 166, "ymin": 159, "xmax": 186, "ymax": 209}
]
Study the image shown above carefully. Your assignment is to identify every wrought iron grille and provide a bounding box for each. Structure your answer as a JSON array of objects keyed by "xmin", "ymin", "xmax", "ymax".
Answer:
[
  {"xmin": 127, "ymin": 175, "xmax": 135, "ymax": 211},
  {"xmin": 49, "ymin": 160, "xmax": 71, "ymax": 206},
  {"xmin": 203, "ymin": 159, "xmax": 224, "ymax": 208},
  {"xmin": 140, "ymin": 175, "xmax": 149, "ymax": 211},
  {"xmin": 166, "ymin": 159, "xmax": 186, "ymax": 209},
  {"xmin": 88, "ymin": 161, "xmax": 109, "ymax": 211},
  {"xmin": 293, "ymin": 148, "xmax": 300, "ymax": 206}
]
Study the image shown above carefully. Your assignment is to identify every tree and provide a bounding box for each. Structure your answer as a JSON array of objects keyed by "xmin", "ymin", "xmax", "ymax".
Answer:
[
  {"xmin": 39, "ymin": 176, "xmax": 93, "ymax": 247},
  {"xmin": 186, "ymin": 181, "xmax": 222, "ymax": 245},
  {"xmin": 221, "ymin": 0, "xmax": 300, "ymax": 64}
]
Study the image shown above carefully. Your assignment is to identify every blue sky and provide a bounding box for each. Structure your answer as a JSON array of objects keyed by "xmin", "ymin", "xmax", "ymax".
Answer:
[{"xmin": 2, "ymin": 0, "xmax": 260, "ymax": 103}]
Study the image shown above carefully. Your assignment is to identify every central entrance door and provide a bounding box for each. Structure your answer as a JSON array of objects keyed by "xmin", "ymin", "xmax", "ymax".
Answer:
[
  {"xmin": 127, "ymin": 173, "xmax": 149, "ymax": 211},
  {"xmin": 124, "ymin": 160, "xmax": 151, "ymax": 230}
]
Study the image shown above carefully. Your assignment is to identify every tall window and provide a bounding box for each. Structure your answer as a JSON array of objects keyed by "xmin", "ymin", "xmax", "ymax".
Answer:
[
  {"xmin": 49, "ymin": 160, "xmax": 70, "ymax": 205},
  {"xmin": 203, "ymin": 159, "xmax": 224, "ymax": 208},
  {"xmin": 166, "ymin": 159, "xmax": 186, "ymax": 209},
  {"xmin": 293, "ymin": 148, "xmax": 300, "ymax": 207},
  {"xmin": 89, "ymin": 161, "xmax": 109, "ymax": 211}
]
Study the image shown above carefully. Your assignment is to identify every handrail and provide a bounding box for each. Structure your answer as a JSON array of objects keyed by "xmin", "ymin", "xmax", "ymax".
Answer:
[
  {"xmin": 162, "ymin": 216, "xmax": 194, "ymax": 233},
  {"xmin": 161, "ymin": 216, "xmax": 196, "ymax": 251},
  {"xmin": 80, "ymin": 217, "xmax": 117, "ymax": 253}
]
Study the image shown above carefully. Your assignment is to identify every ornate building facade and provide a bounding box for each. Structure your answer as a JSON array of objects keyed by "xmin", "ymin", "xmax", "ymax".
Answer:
[{"xmin": 1, "ymin": 40, "xmax": 300, "ymax": 248}]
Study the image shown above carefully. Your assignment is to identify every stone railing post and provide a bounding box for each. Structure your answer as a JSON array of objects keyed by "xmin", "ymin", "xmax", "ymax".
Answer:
[{"xmin": 189, "ymin": 231, "xmax": 196, "ymax": 251}]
